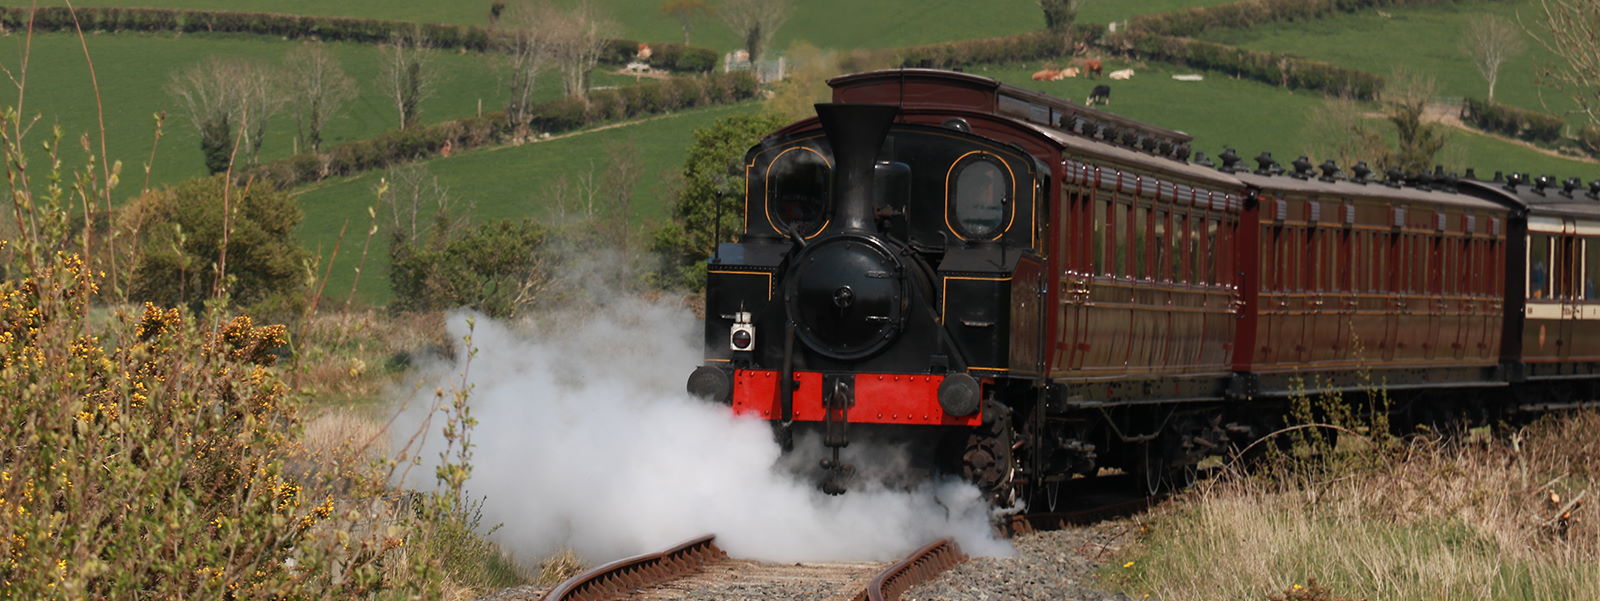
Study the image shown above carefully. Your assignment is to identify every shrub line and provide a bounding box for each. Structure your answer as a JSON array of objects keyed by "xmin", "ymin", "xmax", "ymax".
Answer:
[
  {"xmin": 0, "ymin": 6, "xmax": 720, "ymax": 72},
  {"xmin": 250, "ymin": 71, "xmax": 759, "ymax": 190}
]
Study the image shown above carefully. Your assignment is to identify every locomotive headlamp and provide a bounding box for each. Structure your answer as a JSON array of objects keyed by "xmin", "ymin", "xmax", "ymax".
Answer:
[{"xmin": 730, "ymin": 311, "xmax": 755, "ymax": 351}]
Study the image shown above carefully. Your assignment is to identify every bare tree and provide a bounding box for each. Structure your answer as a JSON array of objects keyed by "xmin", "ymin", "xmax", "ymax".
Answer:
[
  {"xmin": 1460, "ymin": 16, "xmax": 1525, "ymax": 102},
  {"xmin": 168, "ymin": 57, "xmax": 281, "ymax": 173},
  {"xmin": 497, "ymin": 1, "xmax": 553, "ymax": 126},
  {"xmin": 1299, "ymin": 96, "xmax": 1388, "ymax": 173},
  {"xmin": 236, "ymin": 61, "xmax": 285, "ymax": 164},
  {"xmin": 660, "ymin": 0, "xmax": 712, "ymax": 45},
  {"xmin": 1528, "ymin": 0, "xmax": 1600, "ymax": 127},
  {"xmin": 546, "ymin": 1, "xmax": 616, "ymax": 99},
  {"xmin": 378, "ymin": 164, "xmax": 468, "ymax": 249},
  {"xmin": 720, "ymin": 0, "xmax": 790, "ymax": 65},
  {"xmin": 283, "ymin": 44, "xmax": 356, "ymax": 153},
  {"xmin": 379, "ymin": 29, "xmax": 437, "ymax": 130}
]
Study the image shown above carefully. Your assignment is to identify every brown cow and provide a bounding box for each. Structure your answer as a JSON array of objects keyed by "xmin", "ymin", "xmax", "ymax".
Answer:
[
  {"xmin": 1083, "ymin": 59, "xmax": 1103, "ymax": 79},
  {"xmin": 1031, "ymin": 69, "xmax": 1060, "ymax": 82}
]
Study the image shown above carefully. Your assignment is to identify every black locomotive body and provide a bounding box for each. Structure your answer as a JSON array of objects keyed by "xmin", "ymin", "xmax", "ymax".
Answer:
[{"xmin": 686, "ymin": 69, "xmax": 1600, "ymax": 504}]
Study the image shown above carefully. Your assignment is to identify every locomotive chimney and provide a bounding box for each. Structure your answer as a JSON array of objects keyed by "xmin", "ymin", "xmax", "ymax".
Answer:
[{"xmin": 815, "ymin": 103, "xmax": 898, "ymax": 234}]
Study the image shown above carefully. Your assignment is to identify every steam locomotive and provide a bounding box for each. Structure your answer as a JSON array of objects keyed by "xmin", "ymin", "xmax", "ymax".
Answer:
[{"xmin": 685, "ymin": 68, "xmax": 1600, "ymax": 504}]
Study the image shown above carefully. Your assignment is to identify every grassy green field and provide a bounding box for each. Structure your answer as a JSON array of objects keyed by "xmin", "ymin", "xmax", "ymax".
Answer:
[
  {"xmin": 0, "ymin": 32, "xmax": 637, "ymax": 193},
  {"xmin": 45, "ymin": 0, "xmax": 1237, "ymax": 51},
  {"xmin": 295, "ymin": 102, "xmax": 757, "ymax": 305},
  {"xmin": 1197, "ymin": 0, "xmax": 1579, "ymax": 124},
  {"xmin": 978, "ymin": 59, "xmax": 1597, "ymax": 179}
]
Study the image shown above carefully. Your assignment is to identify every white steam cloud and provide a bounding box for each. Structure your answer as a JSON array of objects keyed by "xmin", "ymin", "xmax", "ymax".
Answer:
[{"xmin": 391, "ymin": 297, "xmax": 1012, "ymax": 565}]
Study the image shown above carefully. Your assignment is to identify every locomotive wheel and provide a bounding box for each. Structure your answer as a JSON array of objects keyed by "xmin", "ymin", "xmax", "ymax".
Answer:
[{"xmin": 962, "ymin": 400, "xmax": 1020, "ymax": 507}]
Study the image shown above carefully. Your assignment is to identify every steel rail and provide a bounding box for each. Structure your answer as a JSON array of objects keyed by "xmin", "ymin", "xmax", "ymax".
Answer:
[
  {"xmin": 854, "ymin": 538, "xmax": 967, "ymax": 601},
  {"xmin": 541, "ymin": 534, "xmax": 725, "ymax": 601}
]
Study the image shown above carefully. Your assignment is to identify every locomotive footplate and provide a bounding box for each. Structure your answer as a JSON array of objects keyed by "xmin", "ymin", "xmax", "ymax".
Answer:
[{"xmin": 819, "ymin": 375, "xmax": 856, "ymax": 495}]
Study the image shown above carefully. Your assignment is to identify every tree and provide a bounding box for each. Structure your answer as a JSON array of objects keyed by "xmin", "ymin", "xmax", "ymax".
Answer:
[
  {"xmin": 1299, "ymin": 96, "xmax": 1388, "ymax": 174},
  {"xmin": 129, "ymin": 176, "xmax": 309, "ymax": 312},
  {"xmin": 1381, "ymin": 69, "xmax": 1449, "ymax": 174},
  {"xmin": 1038, "ymin": 0, "xmax": 1081, "ymax": 33},
  {"xmin": 651, "ymin": 112, "xmax": 788, "ymax": 289},
  {"xmin": 1459, "ymin": 16, "xmax": 1524, "ymax": 102},
  {"xmin": 720, "ymin": 0, "xmax": 790, "ymax": 65},
  {"xmin": 283, "ymin": 44, "xmax": 356, "ymax": 153},
  {"xmin": 1529, "ymin": 0, "xmax": 1600, "ymax": 127},
  {"xmin": 379, "ymin": 28, "xmax": 436, "ymax": 129},
  {"xmin": 378, "ymin": 164, "xmax": 469, "ymax": 250},
  {"xmin": 660, "ymin": 0, "xmax": 712, "ymax": 45},
  {"xmin": 496, "ymin": 1, "xmax": 552, "ymax": 127},
  {"xmin": 545, "ymin": 1, "xmax": 616, "ymax": 99},
  {"xmin": 168, "ymin": 58, "xmax": 282, "ymax": 173}
]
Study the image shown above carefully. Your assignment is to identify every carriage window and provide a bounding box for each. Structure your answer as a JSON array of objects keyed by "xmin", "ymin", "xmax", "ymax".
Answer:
[
  {"xmin": 1529, "ymin": 234, "xmax": 1551, "ymax": 299},
  {"xmin": 950, "ymin": 153, "xmax": 1011, "ymax": 239},
  {"xmin": 766, "ymin": 147, "xmax": 830, "ymax": 236}
]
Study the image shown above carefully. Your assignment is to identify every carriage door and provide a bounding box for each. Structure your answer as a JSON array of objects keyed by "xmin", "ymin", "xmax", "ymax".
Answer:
[
  {"xmin": 1424, "ymin": 223, "xmax": 1445, "ymax": 360},
  {"xmin": 1559, "ymin": 228, "xmax": 1579, "ymax": 361},
  {"xmin": 1057, "ymin": 182, "xmax": 1093, "ymax": 373}
]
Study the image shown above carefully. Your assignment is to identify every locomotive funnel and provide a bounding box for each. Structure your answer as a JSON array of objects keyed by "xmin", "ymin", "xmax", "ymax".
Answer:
[{"xmin": 815, "ymin": 103, "xmax": 898, "ymax": 234}]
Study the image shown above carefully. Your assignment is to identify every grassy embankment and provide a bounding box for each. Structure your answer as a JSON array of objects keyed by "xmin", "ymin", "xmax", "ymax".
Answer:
[{"xmin": 1104, "ymin": 411, "xmax": 1600, "ymax": 601}]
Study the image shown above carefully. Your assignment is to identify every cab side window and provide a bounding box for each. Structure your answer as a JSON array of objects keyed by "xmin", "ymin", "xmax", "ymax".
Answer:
[
  {"xmin": 766, "ymin": 148, "xmax": 831, "ymax": 237},
  {"xmin": 949, "ymin": 153, "xmax": 1011, "ymax": 239}
]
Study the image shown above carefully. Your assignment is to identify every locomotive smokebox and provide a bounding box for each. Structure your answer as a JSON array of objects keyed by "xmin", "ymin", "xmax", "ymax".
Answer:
[{"xmin": 814, "ymin": 103, "xmax": 898, "ymax": 234}]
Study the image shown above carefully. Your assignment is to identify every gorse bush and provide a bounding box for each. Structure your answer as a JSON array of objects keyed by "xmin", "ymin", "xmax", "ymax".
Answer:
[{"xmin": 0, "ymin": 256, "xmax": 420, "ymax": 598}]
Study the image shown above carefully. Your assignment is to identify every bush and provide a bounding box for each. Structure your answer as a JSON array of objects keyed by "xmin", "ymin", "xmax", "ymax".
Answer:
[
  {"xmin": 129, "ymin": 176, "xmax": 310, "ymax": 314},
  {"xmin": 1462, "ymin": 98, "xmax": 1567, "ymax": 144},
  {"xmin": 390, "ymin": 219, "xmax": 550, "ymax": 318}
]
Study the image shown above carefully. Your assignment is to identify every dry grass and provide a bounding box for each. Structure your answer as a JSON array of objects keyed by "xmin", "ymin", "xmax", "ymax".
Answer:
[
  {"xmin": 1107, "ymin": 412, "xmax": 1600, "ymax": 601},
  {"xmin": 289, "ymin": 309, "xmax": 449, "ymax": 406}
]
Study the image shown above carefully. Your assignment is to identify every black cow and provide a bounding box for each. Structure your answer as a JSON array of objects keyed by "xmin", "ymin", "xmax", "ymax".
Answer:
[{"xmin": 1087, "ymin": 84, "xmax": 1111, "ymax": 106}]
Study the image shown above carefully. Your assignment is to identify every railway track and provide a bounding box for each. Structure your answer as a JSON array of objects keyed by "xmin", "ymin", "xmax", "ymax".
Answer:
[{"xmin": 541, "ymin": 535, "xmax": 965, "ymax": 601}]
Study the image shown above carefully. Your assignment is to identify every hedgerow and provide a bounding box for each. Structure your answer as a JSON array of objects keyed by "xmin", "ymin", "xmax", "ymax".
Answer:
[
  {"xmin": 1111, "ymin": 32, "xmax": 1385, "ymax": 99},
  {"xmin": 1127, "ymin": 0, "xmax": 1509, "ymax": 37},
  {"xmin": 0, "ymin": 6, "xmax": 716, "ymax": 72},
  {"xmin": 249, "ymin": 71, "xmax": 759, "ymax": 189}
]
